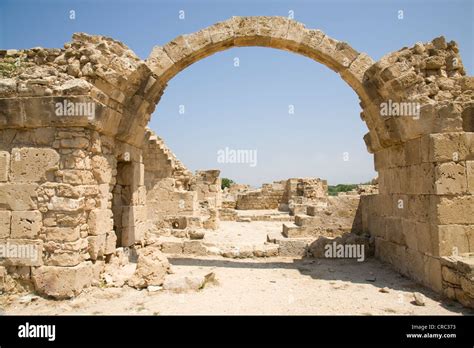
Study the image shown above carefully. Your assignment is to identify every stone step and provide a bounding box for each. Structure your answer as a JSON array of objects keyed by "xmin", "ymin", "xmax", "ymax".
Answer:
[
  {"xmin": 306, "ymin": 205, "xmax": 328, "ymax": 216},
  {"xmin": 276, "ymin": 237, "xmax": 314, "ymax": 257},
  {"xmin": 282, "ymin": 223, "xmax": 302, "ymax": 238},
  {"xmin": 158, "ymin": 238, "xmax": 280, "ymax": 259},
  {"xmin": 267, "ymin": 232, "xmax": 285, "ymax": 244},
  {"xmin": 294, "ymin": 214, "xmax": 323, "ymax": 227}
]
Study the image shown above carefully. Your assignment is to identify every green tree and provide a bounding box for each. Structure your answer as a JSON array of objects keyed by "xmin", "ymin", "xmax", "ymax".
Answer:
[{"xmin": 221, "ymin": 178, "xmax": 235, "ymax": 190}]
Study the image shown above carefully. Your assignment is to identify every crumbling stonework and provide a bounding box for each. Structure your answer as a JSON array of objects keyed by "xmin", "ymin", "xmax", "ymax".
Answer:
[
  {"xmin": 232, "ymin": 178, "xmax": 327, "ymax": 211},
  {"xmin": 0, "ymin": 16, "xmax": 472, "ymax": 305},
  {"xmin": 440, "ymin": 254, "xmax": 474, "ymax": 307},
  {"xmin": 236, "ymin": 181, "xmax": 285, "ymax": 210}
]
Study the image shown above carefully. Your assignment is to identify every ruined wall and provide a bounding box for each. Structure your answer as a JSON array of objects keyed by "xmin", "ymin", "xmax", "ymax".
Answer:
[
  {"xmin": 282, "ymin": 178, "xmax": 328, "ymax": 203},
  {"xmin": 360, "ymin": 37, "xmax": 474, "ymax": 293},
  {"xmin": 0, "ymin": 35, "xmax": 151, "ymax": 297},
  {"xmin": 189, "ymin": 170, "xmax": 222, "ymax": 209},
  {"xmin": 236, "ymin": 181, "xmax": 286, "ymax": 209},
  {"xmin": 0, "ymin": 17, "xmax": 472, "ymax": 302},
  {"xmin": 143, "ymin": 128, "xmax": 192, "ymax": 190},
  {"xmin": 235, "ymin": 178, "xmax": 327, "ymax": 211},
  {"xmin": 440, "ymin": 255, "xmax": 474, "ymax": 307}
]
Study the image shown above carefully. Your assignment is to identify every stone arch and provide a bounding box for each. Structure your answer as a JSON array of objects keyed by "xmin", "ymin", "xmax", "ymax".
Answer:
[
  {"xmin": 0, "ymin": 16, "xmax": 472, "ymax": 304},
  {"xmin": 123, "ymin": 16, "xmax": 384, "ymax": 151}
]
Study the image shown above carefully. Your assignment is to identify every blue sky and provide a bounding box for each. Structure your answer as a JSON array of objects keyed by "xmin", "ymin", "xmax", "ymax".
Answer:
[{"xmin": 1, "ymin": 0, "xmax": 472, "ymax": 186}]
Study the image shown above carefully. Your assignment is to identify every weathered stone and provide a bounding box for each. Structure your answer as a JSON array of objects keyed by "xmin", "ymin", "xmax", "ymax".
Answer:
[
  {"xmin": 87, "ymin": 234, "xmax": 106, "ymax": 260},
  {"xmin": 11, "ymin": 211, "xmax": 42, "ymax": 238},
  {"xmin": 10, "ymin": 148, "xmax": 59, "ymax": 182},
  {"xmin": 0, "ymin": 211, "xmax": 11, "ymax": 238},
  {"xmin": 128, "ymin": 247, "xmax": 169, "ymax": 289},
  {"xmin": 32, "ymin": 261, "xmax": 94, "ymax": 299},
  {"xmin": 183, "ymin": 240, "xmax": 207, "ymax": 256},
  {"xmin": 0, "ymin": 184, "xmax": 38, "ymax": 210},
  {"xmin": 42, "ymin": 226, "xmax": 80, "ymax": 242},
  {"xmin": 0, "ymin": 238, "xmax": 43, "ymax": 266},
  {"xmin": 0, "ymin": 151, "xmax": 10, "ymax": 182},
  {"xmin": 87, "ymin": 209, "xmax": 113, "ymax": 235},
  {"xmin": 277, "ymin": 238, "xmax": 310, "ymax": 257}
]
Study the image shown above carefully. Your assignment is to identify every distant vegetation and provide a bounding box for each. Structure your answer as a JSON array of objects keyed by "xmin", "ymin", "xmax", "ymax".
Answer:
[
  {"xmin": 328, "ymin": 180, "xmax": 375, "ymax": 196},
  {"xmin": 327, "ymin": 184, "xmax": 358, "ymax": 196},
  {"xmin": 221, "ymin": 178, "xmax": 235, "ymax": 190}
]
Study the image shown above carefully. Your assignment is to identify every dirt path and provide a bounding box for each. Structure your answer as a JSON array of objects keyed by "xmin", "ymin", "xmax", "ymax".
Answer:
[{"xmin": 1, "ymin": 256, "xmax": 470, "ymax": 315}]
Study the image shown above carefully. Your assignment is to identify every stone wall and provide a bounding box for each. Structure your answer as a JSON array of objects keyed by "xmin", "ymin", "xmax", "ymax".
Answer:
[
  {"xmin": 189, "ymin": 170, "xmax": 222, "ymax": 209},
  {"xmin": 0, "ymin": 16, "xmax": 472, "ymax": 302},
  {"xmin": 235, "ymin": 178, "xmax": 328, "ymax": 211},
  {"xmin": 440, "ymin": 255, "xmax": 474, "ymax": 308},
  {"xmin": 236, "ymin": 181, "xmax": 286, "ymax": 209}
]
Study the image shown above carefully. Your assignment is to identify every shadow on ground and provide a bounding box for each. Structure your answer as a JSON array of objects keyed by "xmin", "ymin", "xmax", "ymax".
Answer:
[{"xmin": 168, "ymin": 256, "xmax": 472, "ymax": 315}]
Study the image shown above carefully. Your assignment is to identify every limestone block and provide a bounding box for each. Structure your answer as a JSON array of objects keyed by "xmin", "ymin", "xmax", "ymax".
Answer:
[
  {"xmin": 91, "ymin": 155, "xmax": 113, "ymax": 184},
  {"xmin": 460, "ymin": 276, "xmax": 474, "ymax": 298},
  {"xmin": 10, "ymin": 148, "xmax": 59, "ymax": 182},
  {"xmin": 407, "ymin": 195, "xmax": 430, "ymax": 223},
  {"xmin": 32, "ymin": 261, "xmax": 94, "ymax": 299},
  {"xmin": 424, "ymin": 256, "xmax": 442, "ymax": 292},
  {"xmin": 131, "ymin": 185, "xmax": 146, "ymax": 205},
  {"xmin": 0, "ymin": 151, "xmax": 10, "ymax": 182},
  {"xmin": 147, "ymin": 46, "xmax": 174, "ymax": 77},
  {"xmin": 183, "ymin": 240, "xmax": 207, "ymax": 256},
  {"xmin": 285, "ymin": 20, "xmax": 307, "ymax": 45},
  {"xmin": 0, "ymin": 183, "xmax": 38, "ymax": 210},
  {"xmin": 428, "ymin": 133, "xmax": 469, "ymax": 162},
  {"xmin": 184, "ymin": 29, "xmax": 212, "ymax": 53},
  {"xmin": 400, "ymin": 219, "xmax": 418, "ymax": 251},
  {"xmin": 161, "ymin": 240, "xmax": 184, "ymax": 254},
  {"xmin": 257, "ymin": 16, "xmax": 289, "ymax": 39},
  {"xmin": 60, "ymin": 169, "xmax": 96, "ymax": 185},
  {"xmin": 208, "ymin": 19, "xmax": 235, "ymax": 45},
  {"xmin": 253, "ymin": 243, "xmax": 279, "ymax": 257},
  {"xmin": 104, "ymin": 231, "xmax": 117, "ymax": 255},
  {"xmin": 385, "ymin": 217, "xmax": 405, "ymax": 245},
  {"xmin": 87, "ymin": 234, "xmax": 106, "ymax": 260},
  {"xmin": 467, "ymin": 161, "xmax": 474, "ymax": 194},
  {"xmin": 163, "ymin": 35, "xmax": 193, "ymax": 64},
  {"xmin": 88, "ymin": 209, "xmax": 113, "ymax": 235},
  {"xmin": 42, "ymin": 226, "xmax": 80, "ymax": 242},
  {"xmin": 44, "ymin": 250, "xmax": 86, "ymax": 267},
  {"xmin": 121, "ymin": 226, "xmax": 136, "ymax": 247},
  {"xmin": 0, "ymin": 211, "xmax": 11, "ymax": 238},
  {"xmin": 431, "ymin": 195, "xmax": 474, "ymax": 225},
  {"xmin": 434, "ymin": 224, "xmax": 472, "ymax": 257},
  {"xmin": 342, "ymin": 52, "xmax": 374, "ymax": 84},
  {"xmin": 0, "ymin": 238, "xmax": 43, "ymax": 266},
  {"xmin": 128, "ymin": 247, "xmax": 169, "ymax": 289},
  {"xmin": 415, "ymin": 222, "xmax": 434, "ymax": 255},
  {"xmin": 231, "ymin": 16, "xmax": 258, "ymax": 38},
  {"xmin": 277, "ymin": 238, "xmax": 309, "ymax": 257},
  {"xmin": 47, "ymin": 196, "xmax": 84, "ymax": 212},
  {"xmin": 11, "ymin": 211, "xmax": 42, "ymax": 238},
  {"xmin": 405, "ymin": 137, "xmax": 421, "ymax": 165},
  {"xmin": 434, "ymin": 162, "xmax": 467, "ymax": 194},
  {"xmin": 122, "ymin": 205, "xmax": 146, "ymax": 228},
  {"xmin": 442, "ymin": 266, "xmax": 460, "ymax": 285}
]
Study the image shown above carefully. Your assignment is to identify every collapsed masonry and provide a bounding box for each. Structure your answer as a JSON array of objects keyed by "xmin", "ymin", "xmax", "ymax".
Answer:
[{"xmin": 0, "ymin": 16, "xmax": 473, "ymax": 307}]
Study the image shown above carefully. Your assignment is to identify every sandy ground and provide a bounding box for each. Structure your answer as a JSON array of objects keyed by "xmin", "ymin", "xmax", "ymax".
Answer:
[
  {"xmin": 203, "ymin": 220, "xmax": 281, "ymax": 246},
  {"xmin": 1, "ymin": 256, "xmax": 471, "ymax": 315},
  {"xmin": 1, "ymin": 220, "xmax": 472, "ymax": 315}
]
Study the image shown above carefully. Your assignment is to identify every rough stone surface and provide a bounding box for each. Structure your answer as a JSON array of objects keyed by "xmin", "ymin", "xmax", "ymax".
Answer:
[{"xmin": 128, "ymin": 247, "xmax": 170, "ymax": 289}]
